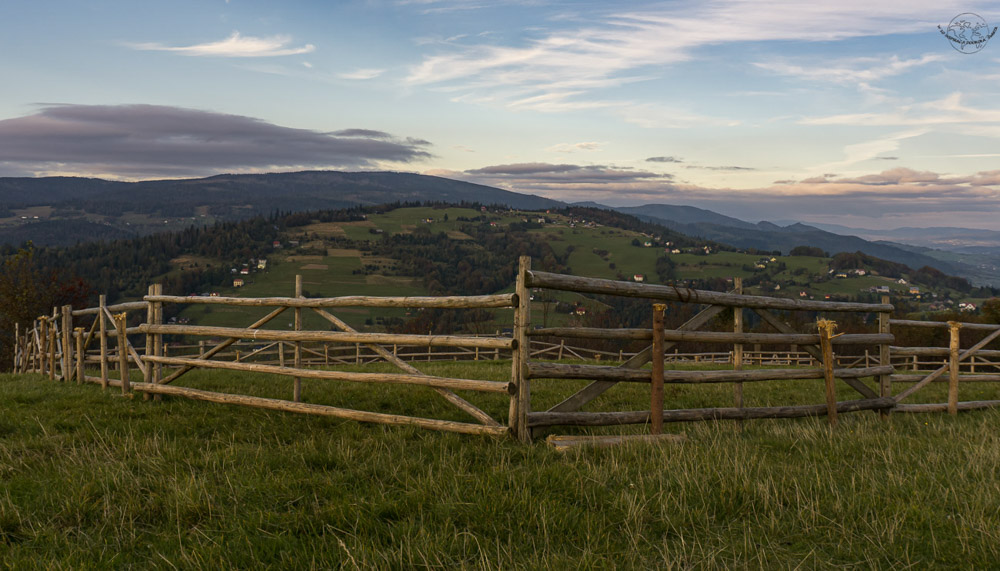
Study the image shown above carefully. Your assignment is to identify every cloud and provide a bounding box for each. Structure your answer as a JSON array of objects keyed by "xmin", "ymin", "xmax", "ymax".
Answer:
[
  {"xmin": 0, "ymin": 104, "xmax": 432, "ymax": 179},
  {"xmin": 458, "ymin": 162, "xmax": 677, "ymax": 200},
  {"xmin": 338, "ymin": 68, "xmax": 385, "ymax": 80},
  {"xmin": 405, "ymin": 2, "xmax": 958, "ymax": 112},
  {"xmin": 817, "ymin": 128, "xmax": 928, "ymax": 169},
  {"xmin": 129, "ymin": 31, "xmax": 314, "ymax": 57},
  {"xmin": 646, "ymin": 156, "xmax": 683, "ymax": 163},
  {"xmin": 753, "ymin": 53, "xmax": 946, "ymax": 86},
  {"xmin": 546, "ymin": 141, "xmax": 603, "ymax": 153},
  {"xmin": 802, "ymin": 92, "xmax": 1000, "ymax": 127},
  {"xmin": 686, "ymin": 165, "xmax": 756, "ymax": 171}
]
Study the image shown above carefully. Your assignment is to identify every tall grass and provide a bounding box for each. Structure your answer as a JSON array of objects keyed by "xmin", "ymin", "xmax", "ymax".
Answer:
[{"xmin": 3, "ymin": 364, "xmax": 1000, "ymax": 568}]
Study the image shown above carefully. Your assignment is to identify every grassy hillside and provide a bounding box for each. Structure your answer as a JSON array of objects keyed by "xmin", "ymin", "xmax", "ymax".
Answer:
[
  {"xmin": 4, "ymin": 364, "xmax": 1000, "ymax": 567},
  {"xmin": 177, "ymin": 206, "xmax": 982, "ymax": 333}
]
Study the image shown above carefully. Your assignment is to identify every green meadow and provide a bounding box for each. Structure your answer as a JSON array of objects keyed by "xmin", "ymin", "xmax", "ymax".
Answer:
[{"xmin": 3, "ymin": 360, "xmax": 1000, "ymax": 568}]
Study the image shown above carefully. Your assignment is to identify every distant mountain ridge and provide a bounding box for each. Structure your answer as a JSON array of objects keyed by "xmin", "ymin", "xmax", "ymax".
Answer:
[
  {"xmin": 1, "ymin": 170, "xmax": 996, "ymax": 285},
  {"xmin": 0, "ymin": 171, "xmax": 562, "ymax": 213},
  {"xmin": 604, "ymin": 203, "xmax": 998, "ymax": 285}
]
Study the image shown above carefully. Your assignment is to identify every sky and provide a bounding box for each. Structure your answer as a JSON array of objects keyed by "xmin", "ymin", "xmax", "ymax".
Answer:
[{"xmin": 0, "ymin": 0, "xmax": 999, "ymax": 229}]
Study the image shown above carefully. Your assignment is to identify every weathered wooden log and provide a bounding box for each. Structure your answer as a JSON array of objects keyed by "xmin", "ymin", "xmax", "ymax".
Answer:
[
  {"xmin": 141, "ymin": 355, "xmax": 513, "ymax": 394},
  {"xmin": 818, "ymin": 319, "xmax": 837, "ymax": 426},
  {"xmin": 74, "ymin": 327, "xmax": 84, "ymax": 385},
  {"xmin": 72, "ymin": 301, "xmax": 148, "ymax": 317},
  {"xmin": 528, "ymin": 397, "xmax": 896, "ymax": 427},
  {"xmin": 651, "ymin": 304, "xmax": 666, "ymax": 434},
  {"xmin": 114, "ymin": 313, "xmax": 130, "ymax": 394},
  {"xmin": 526, "ymin": 327, "xmax": 892, "ymax": 346},
  {"xmin": 890, "ymin": 319, "xmax": 1000, "ymax": 331},
  {"xmin": 144, "ymin": 293, "xmax": 516, "ymax": 309},
  {"xmin": 98, "ymin": 295, "xmax": 109, "ymax": 389},
  {"xmin": 890, "ymin": 374, "xmax": 1000, "ymax": 383},
  {"xmin": 527, "ymin": 361, "xmax": 892, "ymax": 383},
  {"xmin": 513, "ymin": 255, "xmax": 531, "ymax": 441},
  {"xmin": 138, "ymin": 323, "xmax": 515, "ymax": 350},
  {"xmin": 294, "ymin": 275, "xmax": 303, "ymax": 403},
  {"xmin": 948, "ymin": 321, "xmax": 962, "ymax": 415},
  {"xmin": 129, "ymin": 382, "xmax": 509, "ymax": 436},
  {"xmin": 61, "ymin": 305, "xmax": 73, "ymax": 382},
  {"xmin": 733, "ymin": 277, "xmax": 744, "ymax": 412},
  {"xmin": 526, "ymin": 270, "xmax": 892, "ymax": 312},
  {"xmin": 891, "ymin": 347, "xmax": 1000, "ymax": 358},
  {"xmin": 893, "ymin": 400, "xmax": 1000, "ymax": 413}
]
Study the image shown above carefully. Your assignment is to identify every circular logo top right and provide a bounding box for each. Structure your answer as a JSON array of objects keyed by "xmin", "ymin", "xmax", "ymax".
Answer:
[{"xmin": 939, "ymin": 13, "xmax": 997, "ymax": 54}]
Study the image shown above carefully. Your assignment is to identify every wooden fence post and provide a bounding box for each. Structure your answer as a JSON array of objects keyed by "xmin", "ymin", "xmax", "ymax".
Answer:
[
  {"xmin": 74, "ymin": 327, "xmax": 84, "ymax": 384},
  {"xmin": 115, "ymin": 312, "xmax": 130, "ymax": 394},
  {"xmin": 153, "ymin": 284, "xmax": 164, "ymax": 399},
  {"xmin": 879, "ymin": 295, "xmax": 891, "ymax": 417},
  {"xmin": 143, "ymin": 285, "xmax": 155, "ymax": 395},
  {"xmin": 733, "ymin": 277, "xmax": 744, "ymax": 410},
  {"xmin": 651, "ymin": 304, "xmax": 666, "ymax": 435},
  {"xmin": 48, "ymin": 316, "xmax": 57, "ymax": 381},
  {"xmin": 294, "ymin": 275, "xmax": 303, "ymax": 402},
  {"xmin": 99, "ymin": 295, "xmax": 109, "ymax": 390},
  {"xmin": 948, "ymin": 321, "xmax": 962, "ymax": 415},
  {"xmin": 13, "ymin": 322, "xmax": 19, "ymax": 373},
  {"xmin": 39, "ymin": 317, "xmax": 47, "ymax": 377},
  {"xmin": 38, "ymin": 315, "xmax": 49, "ymax": 375},
  {"xmin": 62, "ymin": 305, "xmax": 73, "ymax": 381},
  {"xmin": 512, "ymin": 255, "xmax": 532, "ymax": 441},
  {"xmin": 818, "ymin": 319, "xmax": 837, "ymax": 427}
]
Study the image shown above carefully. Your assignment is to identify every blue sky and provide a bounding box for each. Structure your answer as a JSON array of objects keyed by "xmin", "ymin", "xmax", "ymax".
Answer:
[{"xmin": 1, "ymin": 0, "xmax": 999, "ymax": 229}]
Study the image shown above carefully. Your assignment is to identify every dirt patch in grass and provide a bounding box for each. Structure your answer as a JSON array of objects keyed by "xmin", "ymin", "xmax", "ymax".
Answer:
[
  {"xmin": 300, "ymin": 264, "xmax": 329, "ymax": 270},
  {"xmin": 365, "ymin": 275, "xmax": 418, "ymax": 286},
  {"xmin": 446, "ymin": 231, "xmax": 474, "ymax": 240},
  {"xmin": 285, "ymin": 255, "xmax": 323, "ymax": 262},
  {"xmin": 327, "ymin": 248, "xmax": 362, "ymax": 257}
]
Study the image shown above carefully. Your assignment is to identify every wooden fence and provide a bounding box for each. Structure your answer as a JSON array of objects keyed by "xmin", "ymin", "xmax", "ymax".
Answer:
[
  {"xmin": 12, "ymin": 256, "xmax": 1000, "ymax": 442},
  {"xmin": 512, "ymin": 259, "xmax": 896, "ymax": 441},
  {"xmin": 14, "ymin": 279, "xmax": 518, "ymax": 436}
]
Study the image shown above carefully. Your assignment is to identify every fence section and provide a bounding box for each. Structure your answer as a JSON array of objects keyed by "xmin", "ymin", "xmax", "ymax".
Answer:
[
  {"xmin": 16, "ymin": 279, "xmax": 518, "ymax": 436},
  {"xmin": 512, "ymin": 257, "xmax": 896, "ymax": 441}
]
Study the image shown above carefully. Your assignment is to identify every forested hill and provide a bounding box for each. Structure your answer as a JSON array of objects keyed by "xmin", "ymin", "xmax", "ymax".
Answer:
[
  {"xmin": 13, "ymin": 204, "xmax": 703, "ymax": 305},
  {"xmin": 0, "ymin": 171, "xmax": 561, "ymax": 219}
]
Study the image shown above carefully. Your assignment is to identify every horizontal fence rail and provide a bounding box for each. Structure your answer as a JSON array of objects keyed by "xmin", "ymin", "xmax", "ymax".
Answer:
[
  {"xmin": 145, "ymin": 293, "xmax": 517, "ymax": 309},
  {"xmin": 138, "ymin": 324, "xmax": 517, "ymax": 350}
]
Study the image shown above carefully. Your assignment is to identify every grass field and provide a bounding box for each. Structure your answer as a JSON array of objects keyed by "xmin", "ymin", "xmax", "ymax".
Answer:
[{"xmin": 4, "ymin": 361, "xmax": 1000, "ymax": 567}]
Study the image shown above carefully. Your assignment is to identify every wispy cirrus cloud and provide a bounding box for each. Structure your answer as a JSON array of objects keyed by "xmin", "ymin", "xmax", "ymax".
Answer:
[
  {"xmin": 405, "ymin": 1, "xmax": 968, "ymax": 113},
  {"xmin": 0, "ymin": 104, "xmax": 431, "ymax": 179},
  {"xmin": 338, "ymin": 68, "xmax": 386, "ymax": 80},
  {"xmin": 753, "ymin": 53, "xmax": 946, "ymax": 87},
  {"xmin": 546, "ymin": 141, "xmax": 604, "ymax": 153},
  {"xmin": 128, "ymin": 31, "xmax": 314, "ymax": 57},
  {"xmin": 802, "ymin": 92, "xmax": 1000, "ymax": 127}
]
